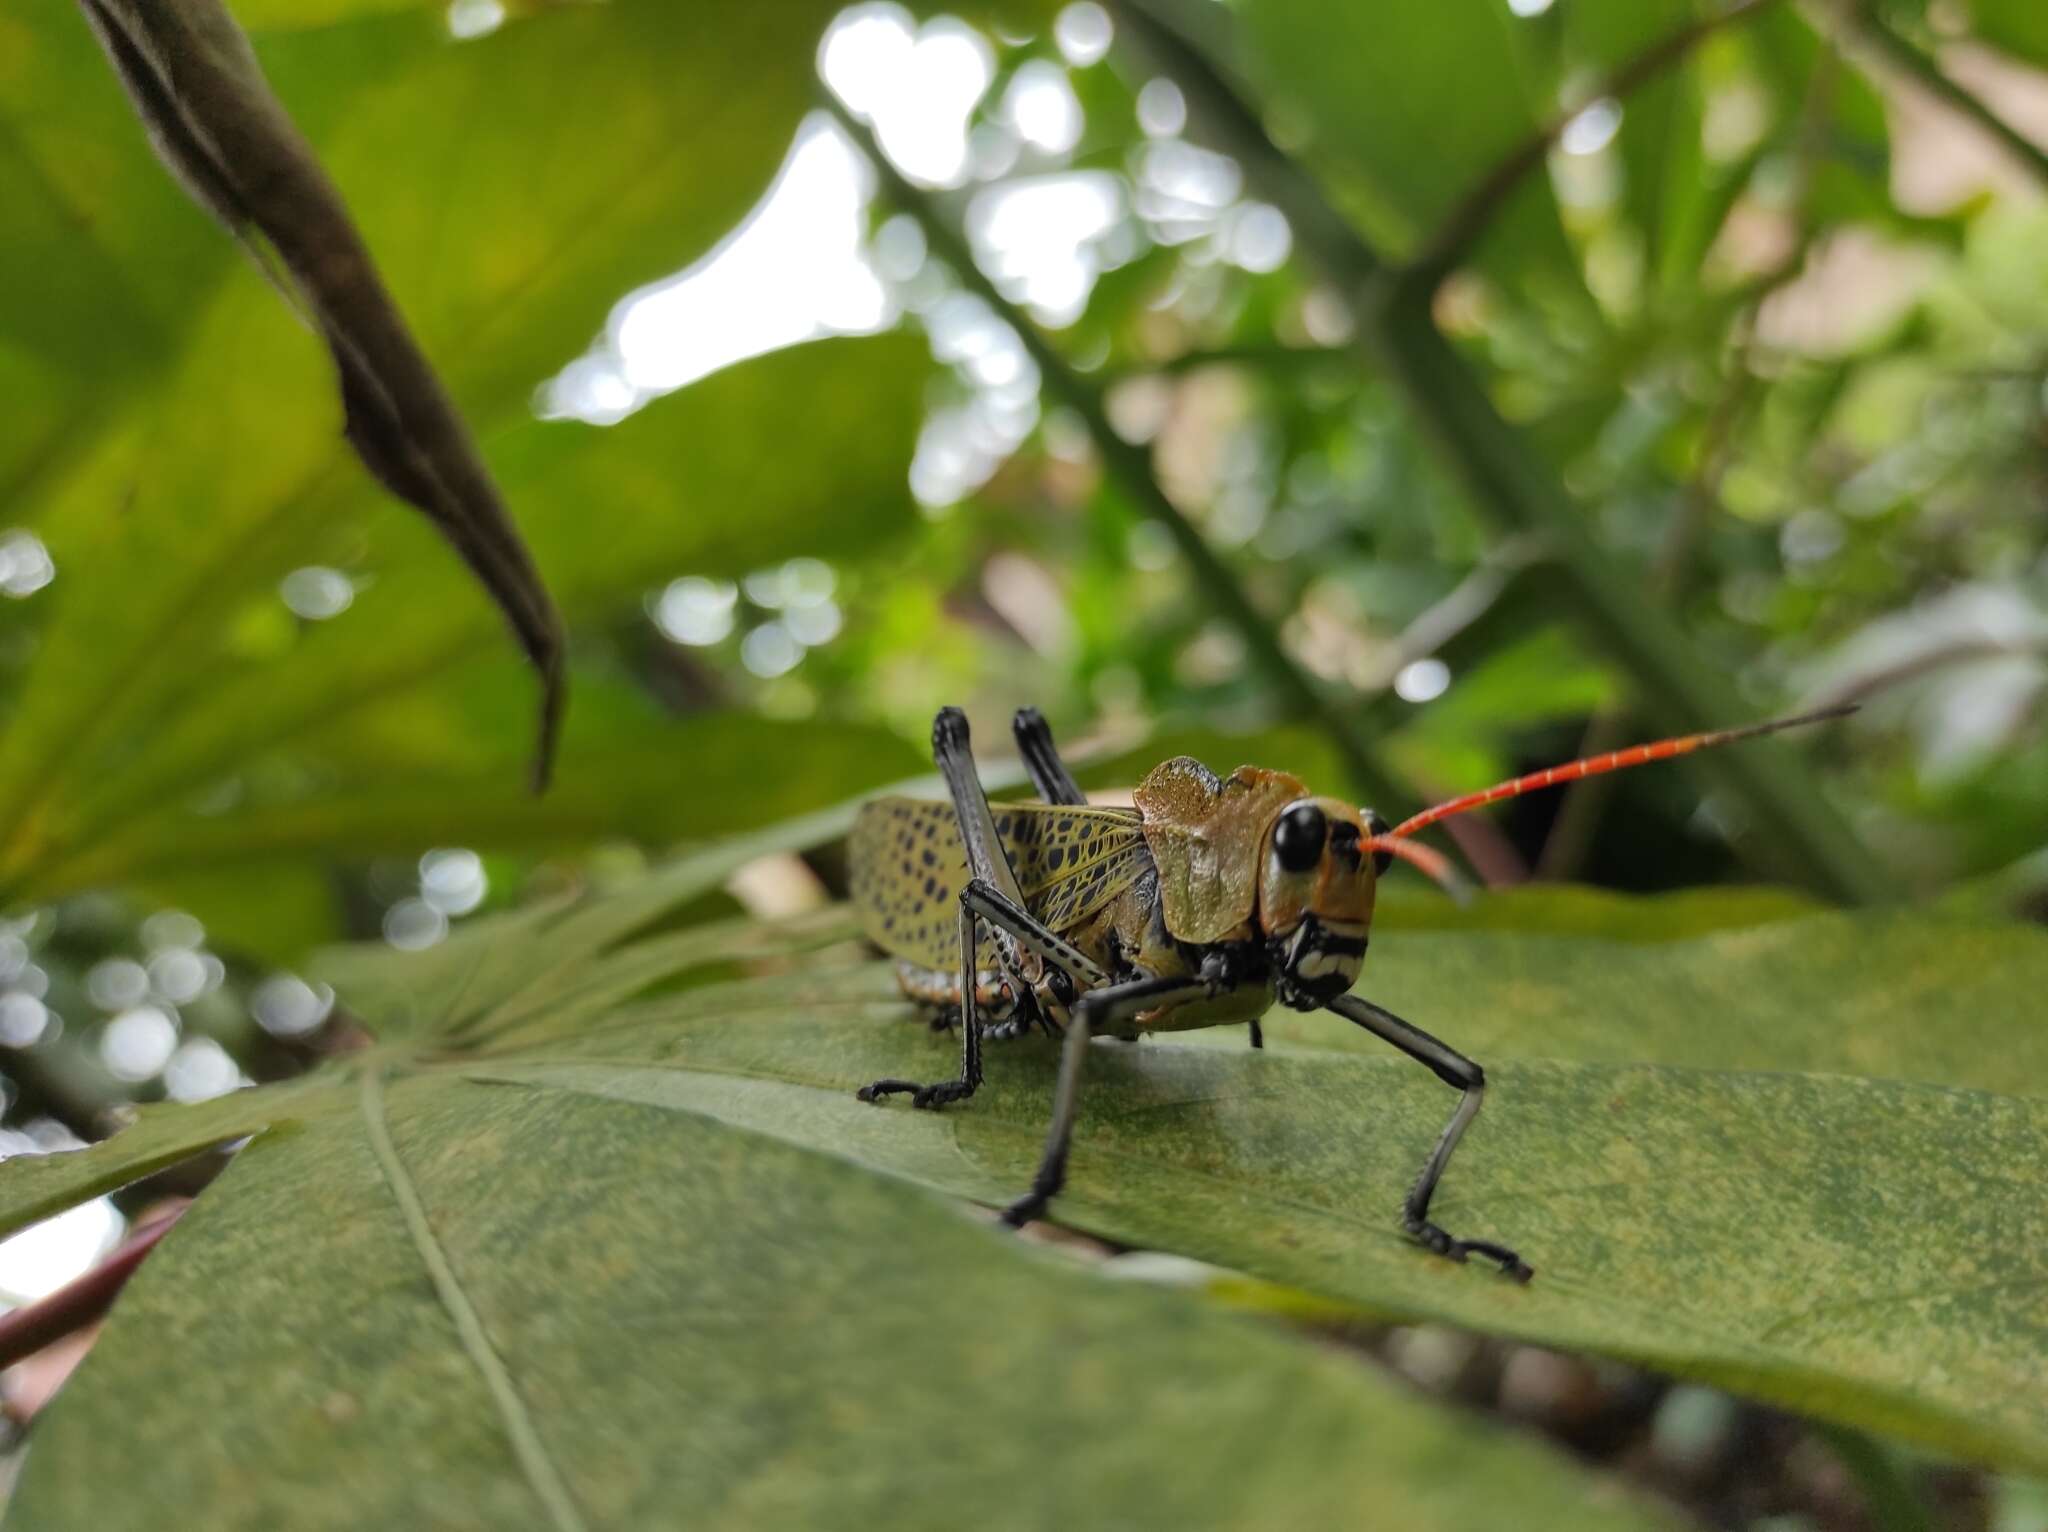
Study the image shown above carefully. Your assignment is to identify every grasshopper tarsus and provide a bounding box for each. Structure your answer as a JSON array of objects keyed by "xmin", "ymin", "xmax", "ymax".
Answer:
[
  {"xmin": 997, "ymin": 1196, "xmax": 1044, "ymax": 1229},
  {"xmin": 857, "ymin": 1076, "xmax": 976, "ymax": 1110},
  {"xmin": 1408, "ymin": 1219, "xmax": 1534, "ymax": 1282}
]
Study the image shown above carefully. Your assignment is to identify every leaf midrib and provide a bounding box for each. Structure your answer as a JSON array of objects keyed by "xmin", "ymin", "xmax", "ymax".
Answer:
[{"xmin": 359, "ymin": 1066, "xmax": 588, "ymax": 1532}]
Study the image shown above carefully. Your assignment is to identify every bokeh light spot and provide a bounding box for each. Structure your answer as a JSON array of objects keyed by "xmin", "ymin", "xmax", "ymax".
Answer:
[
  {"xmin": 1053, "ymin": 2, "xmax": 1111, "ymax": 65},
  {"xmin": 655, "ymin": 578, "xmax": 739, "ymax": 646},
  {"xmin": 384, "ymin": 899, "xmax": 448, "ymax": 952},
  {"xmin": 252, "ymin": 974, "xmax": 334, "ymax": 1039},
  {"xmin": 0, "ymin": 995, "xmax": 48, "ymax": 1049},
  {"xmin": 1395, "ymin": 658, "xmax": 1452, "ymax": 703},
  {"xmin": 420, "ymin": 848, "xmax": 488, "ymax": 917},
  {"xmin": 86, "ymin": 958, "xmax": 149, "ymax": 1012},
  {"xmin": 102, "ymin": 1006, "xmax": 178, "ymax": 1082},
  {"xmin": 166, "ymin": 1039, "xmax": 246, "ymax": 1103},
  {"xmin": 280, "ymin": 566, "xmax": 354, "ymax": 621}
]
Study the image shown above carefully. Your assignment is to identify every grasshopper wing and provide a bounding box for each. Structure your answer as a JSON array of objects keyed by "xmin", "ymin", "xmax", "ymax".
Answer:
[
  {"xmin": 852, "ymin": 798, "xmax": 1147, "ymax": 969},
  {"xmin": 1001, "ymin": 802, "xmax": 1150, "ymax": 934}
]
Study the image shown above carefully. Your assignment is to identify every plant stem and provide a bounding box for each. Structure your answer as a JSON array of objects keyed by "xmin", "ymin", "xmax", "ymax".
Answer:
[
  {"xmin": 1415, "ymin": 0, "xmax": 1788, "ymax": 286},
  {"xmin": 0, "ymin": 1200, "xmax": 188, "ymax": 1375},
  {"xmin": 1113, "ymin": 0, "xmax": 1891, "ymax": 904},
  {"xmin": 823, "ymin": 94, "xmax": 1414, "ymax": 814},
  {"xmin": 1122, "ymin": 343, "xmax": 1351, "ymax": 378},
  {"xmin": 1832, "ymin": 0, "xmax": 2048, "ymax": 189}
]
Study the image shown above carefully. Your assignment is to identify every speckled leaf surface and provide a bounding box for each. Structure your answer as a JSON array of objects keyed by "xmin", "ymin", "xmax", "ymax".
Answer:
[
  {"xmin": 1249, "ymin": 904, "xmax": 2048, "ymax": 1096},
  {"xmin": 5, "ymin": 1069, "xmax": 1678, "ymax": 1530},
  {"xmin": 4, "ymin": 858, "xmax": 2045, "ymax": 1525},
  {"xmin": 464, "ymin": 983, "xmax": 2048, "ymax": 1471}
]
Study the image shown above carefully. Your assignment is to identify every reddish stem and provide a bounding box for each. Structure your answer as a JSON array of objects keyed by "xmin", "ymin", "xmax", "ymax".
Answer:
[{"xmin": 0, "ymin": 1199, "xmax": 190, "ymax": 1375}]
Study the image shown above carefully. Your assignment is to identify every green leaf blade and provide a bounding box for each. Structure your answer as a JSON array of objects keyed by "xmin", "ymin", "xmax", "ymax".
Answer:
[{"xmin": 13, "ymin": 1062, "xmax": 1685, "ymax": 1531}]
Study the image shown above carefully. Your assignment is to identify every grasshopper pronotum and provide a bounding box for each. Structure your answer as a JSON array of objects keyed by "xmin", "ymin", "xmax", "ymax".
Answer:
[{"xmin": 852, "ymin": 704, "xmax": 1852, "ymax": 1280}]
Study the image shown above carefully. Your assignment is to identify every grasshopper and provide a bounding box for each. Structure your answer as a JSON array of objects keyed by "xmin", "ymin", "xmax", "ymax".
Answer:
[{"xmin": 852, "ymin": 704, "xmax": 1852, "ymax": 1280}]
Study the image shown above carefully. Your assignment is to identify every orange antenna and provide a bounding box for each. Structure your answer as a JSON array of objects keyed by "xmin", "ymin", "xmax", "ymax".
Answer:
[
  {"xmin": 1389, "ymin": 704, "xmax": 1858, "ymax": 841},
  {"xmin": 1364, "ymin": 833, "xmax": 1464, "ymax": 893}
]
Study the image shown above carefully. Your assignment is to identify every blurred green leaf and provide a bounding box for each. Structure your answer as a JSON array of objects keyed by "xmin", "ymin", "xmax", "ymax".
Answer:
[
  {"xmin": 1964, "ymin": 0, "xmax": 2048, "ymax": 69},
  {"xmin": 1252, "ymin": 903, "xmax": 2048, "ymax": 1099},
  {"xmin": 58, "ymin": 708, "xmax": 926, "ymax": 902},
  {"xmin": 136, "ymin": 864, "xmax": 343, "ymax": 966},
  {"xmin": 1564, "ymin": 0, "xmax": 1703, "ymax": 286},
  {"xmin": 13, "ymin": 331, "xmax": 931, "ymax": 901},
  {"xmin": 0, "ymin": 0, "xmax": 887, "ymax": 916},
  {"xmin": 1236, "ymin": 0, "xmax": 1591, "ymax": 304},
  {"xmin": 0, "ymin": 328, "xmax": 931, "ymax": 907},
  {"xmin": 1746, "ymin": 9, "xmax": 1965, "ymax": 248},
  {"xmin": 1372, "ymin": 881, "xmax": 1820, "ymax": 940}
]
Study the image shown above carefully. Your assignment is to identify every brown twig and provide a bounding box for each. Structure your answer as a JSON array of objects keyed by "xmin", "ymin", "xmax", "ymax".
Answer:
[{"xmin": 1411, "ymin": 0, "xmax": 1788, "ymax": 288}]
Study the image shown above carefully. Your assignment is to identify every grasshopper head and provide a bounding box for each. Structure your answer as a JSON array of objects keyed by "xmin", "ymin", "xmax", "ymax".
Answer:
[{"xmin": 1259, "ymin": 797, "xmax": 1392, "ymax": 1009}]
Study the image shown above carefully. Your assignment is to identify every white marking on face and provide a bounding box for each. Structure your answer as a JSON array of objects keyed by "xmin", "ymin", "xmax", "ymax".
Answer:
[{"xmin": 1295, "ymin": 949, "xmax": 1360, "ymax": 982}]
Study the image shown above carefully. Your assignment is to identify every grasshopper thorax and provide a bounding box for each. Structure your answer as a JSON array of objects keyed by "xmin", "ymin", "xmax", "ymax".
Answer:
[{"xmin": 1260, "ymin": 796, "xmax": 1389, "ymax": 1010}]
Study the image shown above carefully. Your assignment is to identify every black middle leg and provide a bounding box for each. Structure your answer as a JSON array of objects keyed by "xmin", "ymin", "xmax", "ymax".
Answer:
[
  {"xmin": 999, "ymin": 973, "xmax": 1219, "ymax": 1227},
  {"xmin": 860, "ymin": 898, "xmax": 985, "ymax": 1108},
  {"xmin": 859, "ymin": 878, "xmax": 1108, "ymax": 1107},
  {"xmin": 1013, "ymin": 706, "xmax": 1087, "ymax": 806}
]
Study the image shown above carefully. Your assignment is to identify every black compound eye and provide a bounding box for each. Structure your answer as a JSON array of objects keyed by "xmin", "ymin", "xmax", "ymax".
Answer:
[
  {"xmin": 1364, "ymin": 809, "xmax": 1393, "ymax": 876},
  {"xmin": 1273, "ymin": 803, "xmax": 1327, "ymax": 873}
]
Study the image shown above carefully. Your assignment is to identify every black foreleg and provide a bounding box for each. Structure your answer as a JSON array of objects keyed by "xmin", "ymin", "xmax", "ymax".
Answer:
[
  {"xmin": 1325, "ymin": 993, "xmax": 1531, "ymax": 1281},
  {"xmin": 1000, "ymin": 974, "xmax": 1215, "ymax": 1228}
]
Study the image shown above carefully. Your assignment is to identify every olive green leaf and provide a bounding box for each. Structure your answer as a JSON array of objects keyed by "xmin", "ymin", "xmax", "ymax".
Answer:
[
  {"xmin": 1251, "ymin": 902, "xmax": 2048, "ymax": 1097},
  {"xmin": 0, "ymin": 842, "xmax": 1688, "ymax": 1530},
  {"xmin": 10, "ymin": 1062, "xmax": 1681, "ymax": 1531},
  {"xmin": 1231, "ymin": 0, "xmax": 1590, "ymax": 304},
  {"xmin": 0, "ymin": 832, "xmax": 2041, "ymax": 1526}
]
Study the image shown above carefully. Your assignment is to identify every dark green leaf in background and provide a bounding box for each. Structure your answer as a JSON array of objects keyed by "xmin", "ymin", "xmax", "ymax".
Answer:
[
  {"xmin": 1964, "ymin": 0, "xmax": 2048, "ymax": 70},
  {"xmin": 0, "ymin": 0, "xmax": 930, "ymax": 913},
  {"xmin": 1236, "ymin": 0, "xmax": 1593, "ymax": 307},
  {"xmin": 81, "ymin": 0, "xmax": 569, "ymax": 780}
]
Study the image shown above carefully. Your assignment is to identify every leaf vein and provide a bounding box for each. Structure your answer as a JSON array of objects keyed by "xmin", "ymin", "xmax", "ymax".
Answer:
[{"xmin": 359, "ymin": 1067, "xmax": 587, "ymax": 1532}]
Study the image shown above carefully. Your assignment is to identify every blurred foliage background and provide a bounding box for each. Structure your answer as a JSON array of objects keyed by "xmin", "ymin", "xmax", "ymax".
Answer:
[{"xmin": 1, "ymin": 0, "xmax": 2046, "ymax": 1524}]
